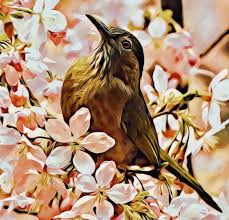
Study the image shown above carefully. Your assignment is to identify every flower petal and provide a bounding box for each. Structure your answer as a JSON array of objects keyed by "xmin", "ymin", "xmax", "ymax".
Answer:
[
  {"xmin": 179, "ymin": 204, "xmax": 208, "ymax": 219},
  {"xmin": 73, "ymin": 150, "xmax": 95, "ymax": 175},
  {"xmin": 96, "ymin": 199, "xmax": 114, "ymax": 219},
  {"xmin": 153, "ymin": 65, "xmax": 168, "ymax": 93},
  {"xmin": 209, "ymin": 69, "xmax": 228, "ymax": 91},
  {"xmin": 77, "ymin": 174, "xmax": 97, "ymax": 193},
  {"xmin": 54, "ymin": 210, "xmax": 78, "ymax": 219},
  {"xmin": 208, "ymin": 101, "xmax": 221, "ymax": 128},
  {"xmin": 0, "ymin": 86, "xmax": 11, "ymax": 109},
  {"xmin": 72, "ymin": 195, "xmax": 97, "ymax": 213},
  {"xmin": 45, "ymin": 118, "xmax": 72, "ymax": 142},
  {"xmin": 164, "ymin": 32, "xmax": 191, "ymax": 49},
  {"xmin": 213, "ymin": 79, "xmax": 229, "ymax": 101},
  {"xmin": 82, "ymin": 132, "xmax": 115, "ymax": 153},
  {"xmin": 95, "ymin": 161, "xmax": 116, "ymax": 188},
  {"xmin": 42, "ymin": 9, "xmax": 67, "ymax": 32},
  {"xmin": 69, "ymin": 107, "xmax": 91, "ymax": 139},
  {"xmin": 33, "ymin": 0, "xmax": 44, "ymax": 13},
  {"xmin": 46, "ymin": 146, "xmax": 72, "ymax": 169},
  {"xmin": 148, "ymin": 17, "xmax": 167, "ymax": 38},
  {"xmin": 44, "ymin": 0, "xmax": 59, "ymax": 10},
  {"xmin": 107, "ymin": 183, "xmax": 137, "ymax": 204},
  {"xmin": 5, "ymin": 65, "xmax": 19, "ymax": 86},
  {"xmin": 0, "ymin": 126, "xmax": 21, "ymax": 144}
]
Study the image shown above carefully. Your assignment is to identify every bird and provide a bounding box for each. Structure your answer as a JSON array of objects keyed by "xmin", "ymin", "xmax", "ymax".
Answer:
[{"xmin": 61, "ymin": 14, "xmax": 222, "ymax": 212}]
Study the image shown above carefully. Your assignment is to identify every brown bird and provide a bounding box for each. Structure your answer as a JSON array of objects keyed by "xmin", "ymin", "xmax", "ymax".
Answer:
[{"xmin": 61, "ymin": 14, "xmax": 222, "ymax": 212}]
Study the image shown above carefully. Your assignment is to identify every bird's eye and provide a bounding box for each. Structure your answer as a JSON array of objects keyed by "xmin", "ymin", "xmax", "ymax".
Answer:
[{"xmin": 121, "ymin": 40, "xmax": 132, "ymax": 49}]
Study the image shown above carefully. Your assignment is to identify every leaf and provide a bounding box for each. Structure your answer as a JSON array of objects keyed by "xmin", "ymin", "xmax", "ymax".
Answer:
[
  {"xmin": 133, "ymin": 191, "xmax": 150, "ymax": 202},
  {"xmin": 10, "ymin": 12, "xmax": 24, "ymax": 19}
]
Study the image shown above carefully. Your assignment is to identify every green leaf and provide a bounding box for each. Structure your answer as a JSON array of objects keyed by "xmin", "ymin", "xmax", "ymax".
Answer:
[
  {"xmin": 133, "ymin": 191, "xmax": 150, "ymax": 201},
  {"xmin": 10, "ymin": 12, "xmax": 24, "ymax": 19},
  {"xmin": 183, "ymin": 90, "xmax": 198, "ymax": 101}
]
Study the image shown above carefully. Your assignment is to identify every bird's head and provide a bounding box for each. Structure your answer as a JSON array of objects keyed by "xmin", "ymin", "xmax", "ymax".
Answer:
[{"xmin": 86, "ymin": 14, "xmax": 144, "ymax": 95}]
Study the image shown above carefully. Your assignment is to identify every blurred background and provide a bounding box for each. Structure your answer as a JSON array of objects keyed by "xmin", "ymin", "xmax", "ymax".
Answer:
[{"xmin": 47, "ymin": 0, "xmax": 229, "ymax": 196}]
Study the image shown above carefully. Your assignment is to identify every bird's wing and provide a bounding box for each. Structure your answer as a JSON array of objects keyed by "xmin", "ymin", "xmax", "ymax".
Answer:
[
  {"xmin": 121, "ymin": 93, "xmax": 161, "ymax": 166},
  {"xmin": 122, "ymin": 93, "xmax": 222, "ymax": 212}
]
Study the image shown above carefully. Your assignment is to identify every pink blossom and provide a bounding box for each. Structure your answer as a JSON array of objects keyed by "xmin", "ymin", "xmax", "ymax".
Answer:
[
  {"xmin": 64, "ymin": 14, "xmax": 99, "ymax": 58},
  {"xmin": 0, "ymin": 50, "xmax": 23, "ymax": 73},
  {"xmin": 186, "ymin": 119, "xmax": 229, "ymax": 155},
  {"xmin": 134, "ymin": 173, "xmax": 171, "ymax": 208},
  {"xmin": 11, "ymin": 0, "xmax": 67, "ymax": 50},
  {"xmin": 3, "ymin": 106, "xmax": 47, "ymax": 133},
  {"xmin": 56, "ymin": 161, "xmax": 137, "ymax": 219},
  {"xmin": 23, "ymin": 48, "xmax": 56, "ymax": 76},
  {"xmin": 45, "ymin": 107, "xmax": 115, "ymax": 174},
  {"xmin": 10, "ymin": 84, "xmax": 29, "ymax": 107},
  {"xmin": 0, "ymin": 86, "xmax": 11, "ymax": 111},
  {"xmin": 164, "ymin": 192, "xmax": 210, "ymax": 219},
  {"xmin": 202, "ymin": 69, "xmax": 229, "ymax": 128},
  {"xmin": 0, "ymin": 161, "xmax": 14, "ymax": 193},
  {"xmin": 12, "ymin": 142, "xmax": 67, "ymax": 206},
  {"xmin": 148, "ymin": 17, "xmax": 167, "ymax": 38},
  {"xmin": 0, "ymin": 192, "xmax": 35, "ymax": 211},
  {"xmin": 43, "ymin": 79, "xmax": 63, "ymax": 114},
  {"xmin": 158, "ymin": 31, "xmax": 199, "ymax": 75}
]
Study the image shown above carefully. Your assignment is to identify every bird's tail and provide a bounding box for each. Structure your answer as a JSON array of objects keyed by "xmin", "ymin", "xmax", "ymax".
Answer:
[{"xmin": 160, "ymin": 149, "xmax": 222, "ymax": 213}]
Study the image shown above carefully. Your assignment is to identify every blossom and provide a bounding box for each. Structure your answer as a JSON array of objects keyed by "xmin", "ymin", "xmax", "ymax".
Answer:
[
  {"xmin": 148, "ymin": 17, "xmax": 167, "ymax": 38},
  {"xmin": 158, "ymin": 31, "xmax": 199, "ymax": 75},
  {"xmin": 12, "ymin": 0, "xmax": 67, "ymax": 49},
  {"xmin": 0, "ymin": 46, "xmax": 23, "ymax": 70},
  {"xmin": 145, "ymin": 65, "xmax": 181, "ymax": 107},
  {"xmin": 23, "ymin": 48, "xmax": 56, "ymax": 76},
  {"xmin": 56, "ymin": 161, "xmax": 137, "ymax": 219},
  {"xmin": 42, "ymin": 79, "xmax": 63, "ymax": 114},
  {"xmin": 186, "ymin": 119, "xmax": 229, "ymax": 155},
  {"xmin": 164, "ymin": 192, "xmax": 209, "ymax": 219},
  {"xmin": 202, "ymin": 69, "xmax": 229, "ymax": 128},
  {"xmin": 64, "ymin": 14, "xmax": 98, "ymax": 58},
  {"xmin": 0, "ymin": 192, "xmax": 35, "ymax": 211},
  {"xmin": 0, "ymin": 161, "xmax": 14, "ymax": 193},
  {"xmin": 0, "ymin": 86, "xmax": 11, "ymax": 111},
  {"xmin": 3, "ymin": 105, "xmax": 47, "ymax": 133},
  {"xmin": 13, "ymin": 141, "xmax": 67, "ymax": 206},
  {"xmin": 10, "ymin": 83, "xmax": 29, "ymax": 107},
  {"xmin": 45, "ymin": 107, "xmax": 115, "ymax": 174},
  {"xmin": 133, "ymin": 173, "xmax": 174, "ymax": 208},
  {"xmin": 143, "ymin": 65, "xmax": 180, "ymax": 145}
]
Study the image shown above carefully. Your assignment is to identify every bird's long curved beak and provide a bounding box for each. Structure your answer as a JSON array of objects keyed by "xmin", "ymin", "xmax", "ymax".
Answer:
[{"xmin": 86, "ymin": 14, "xmax": 112, "ymax": 40}]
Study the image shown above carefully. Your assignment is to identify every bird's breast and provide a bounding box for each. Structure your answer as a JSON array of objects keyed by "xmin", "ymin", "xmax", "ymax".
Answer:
[
  {"xmin": 86, "ymin": 88, "xmax": 137, "ymax": 164},
  {"xmin": 87, "ymin": 87, "xmax": 127, "ymax": 132}
]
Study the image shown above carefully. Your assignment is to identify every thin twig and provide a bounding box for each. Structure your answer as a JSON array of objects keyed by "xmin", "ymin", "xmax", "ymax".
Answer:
[{"xmin": 153, "ymin": 111, "xmax": 176, "ymax": 119}]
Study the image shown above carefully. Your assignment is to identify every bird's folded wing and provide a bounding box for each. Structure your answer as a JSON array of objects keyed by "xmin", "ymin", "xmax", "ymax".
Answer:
[{"xmin": 121, "ymin": 94, "xmax": 160, "ymax": 166}]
